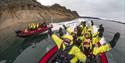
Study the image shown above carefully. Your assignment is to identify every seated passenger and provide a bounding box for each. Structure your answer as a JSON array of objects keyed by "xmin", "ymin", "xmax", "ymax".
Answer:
[{"xmin": 48, "ymin": 28, "xmax": 87, "ymax": 63}]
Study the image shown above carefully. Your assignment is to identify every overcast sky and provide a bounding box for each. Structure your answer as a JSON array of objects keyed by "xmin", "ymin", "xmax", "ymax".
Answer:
[{"xmin": 37, "ymin": 0, "xmax": 124, "ymax": 22}]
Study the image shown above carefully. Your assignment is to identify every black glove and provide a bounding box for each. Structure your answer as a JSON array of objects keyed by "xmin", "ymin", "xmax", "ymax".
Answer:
[
  {"xmin": 63, "ymin": 24, "xmax": 67, "ymax": 29},
  {"xmin": 98, "ymin": 26, "xmax": 104, "ymax": 32},
  {"xmin": 91, "ymin": 20, "xmax": 94, "ymax": 26},
  {"xmin": 48, "ymin": 28, "xmax": 53, "ymax": 36},
  {"xmin": 59, "ymin": 27, "xmax": 64, "ymax": 36},
  {"xmin": 98, "ymin": 33, "xmax": 103, "ymax": 37},
  {"xmin": 98, "ymin": 24, "xmax": 104, "ymax": 37},
  {"xmin": 109, "ymin": 32, "xmax": 120, "ymax": 48},
  {"xmin": 83, "ymin": 21, "xmax": 86, "ymax": 26}
]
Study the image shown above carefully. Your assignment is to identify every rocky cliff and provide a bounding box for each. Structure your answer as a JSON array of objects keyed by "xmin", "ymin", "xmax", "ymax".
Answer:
[
  {"xmin": 0, "ymin": 0, "xmax": 79, "ymax": 29},
  {"xmin": 0, "ymin": 0, "xmax": 79, "ymax": 55}
]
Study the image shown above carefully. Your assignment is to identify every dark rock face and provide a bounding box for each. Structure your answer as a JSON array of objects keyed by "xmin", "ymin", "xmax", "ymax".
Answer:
[{"xmin": 0, "ymin": 0, "xmax": 79, "ymax": 56}]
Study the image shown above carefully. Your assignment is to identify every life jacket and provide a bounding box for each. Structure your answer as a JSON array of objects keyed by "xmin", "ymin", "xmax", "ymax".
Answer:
[
  {"xmin": 74, "ymin": 36, "xmax": 84, "ymax": 48},
  {"xmin": 82, "ymin": 41, "xmax": 96, "ymax": 63},
  {"xmin": 81, "ymin": 26, "xmax": 87, "ymax": 35},
  {"xmin": 28, "ymin": 23, "xmax": 36, "ymax": 30},
  {"xmin": 57, "ymin": 44, "xmax": 75, "ymax": 63},
  {"xmin": 33, "ymin": 23, "xmax": 36, "ymax": 29},
  {"xmin": 92, "ymin": 36, "xmax": 101, "ymax": 45},
  {"xmin": 28, "ymin": 24, "xmax": 32, "ymax": 29},
  {"xmin": 36, "ymin": 23, "xmax": 39, "ymax": 28}
]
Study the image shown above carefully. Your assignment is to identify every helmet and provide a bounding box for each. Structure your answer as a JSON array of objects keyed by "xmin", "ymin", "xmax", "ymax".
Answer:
[
  {"xmin": 88, "ymin": 29, "xmax": 92, "ymax": 32},
  {"xmin": 66, "ymin": 27, "xmax": 74, "ymax": 34},
  {"xmin": 62, "ymin": 35, "xmax": 73, "ymax": 41},
  {"xmin": 62, "ymin": 35, "xmax": 73, "ymax": 46}
]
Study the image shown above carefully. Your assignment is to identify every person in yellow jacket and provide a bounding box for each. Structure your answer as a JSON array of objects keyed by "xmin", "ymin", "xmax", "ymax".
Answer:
[
  {"xmin": 87, "ymin": 20, "xmax": 94, "ymax": 34},
  {"xmin": 82, "ymin": 32, "xmax": 120, "ymax": 63},
  {"xmin": 81, "ymin": 21, "xmax": 87, "ymax": 35},
  {"xmin": 93, "ymin": 32, "xmax": 120, "ymax": 55},
  {"xmin": 48, "ymin": 28, "xmax": 87, "ymax": 63},
  {"xmin": 63, "ymin": 25, "xmax": 84, "ymax": 47},
  {"xmin": 92, "ymin": 24, "xmax": 104, "ymax": 45},
  {"xmin": 63, "ymin": 23, "xmax": 99, "ymax": 47},
  {"xmin": 36, "ymin": 23, "xmax": 40, "ymax": 28},
  {"xmin": 28, "ymin": 23, "xmax": 36, "ymax": 30}
]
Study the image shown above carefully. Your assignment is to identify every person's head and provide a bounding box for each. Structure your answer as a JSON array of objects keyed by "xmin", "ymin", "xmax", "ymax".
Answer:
[
  {"xmin": 81, "ymin": 21, "xmax": 84, "ymax": 25},
  {"xmin": 71, "ymin": 32, "xmax": 77, "ymax": 37},
  {"xmin": 62, "ymin": 35, "xmax": 73, "ymax": 46},
  {"xmin": 83, "ymin": 39, "xmax": 92, "ymax": 53},
  {"xmin": 59, "ymin": 27, "xmax": 63, "ymax": 31},
  {"xmin": 81, "ymin": 21, "xmax": 86, "ymax": 26},
  {"xmin": 84, "ymin": 32, "xmax": 90, "ymax": 39},
  {"xmin": 83, "ymin": 21, "xmax": 86, "ymax": 26},
  {"xmin": 95, "ymin": 42, "xmax": 100, "ymax": 47},
  {"xmin": 83, "ymin": 21, "xmax": 86, "ymax": 24}
]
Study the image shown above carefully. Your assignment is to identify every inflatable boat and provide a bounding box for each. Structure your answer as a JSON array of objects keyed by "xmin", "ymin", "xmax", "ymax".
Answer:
[
  {"xmin": 39, "ymin": 45, "xmax": 108, "ymax": 63},
  {"xmin": 16, "ymin": 26, "xmax": 50, "ymax": 37}
]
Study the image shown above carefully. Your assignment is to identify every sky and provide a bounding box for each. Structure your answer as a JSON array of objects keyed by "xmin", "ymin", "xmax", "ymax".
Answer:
[{"xmin": 37, "ymin": 0, "xmax": 125, "ymax": 22}]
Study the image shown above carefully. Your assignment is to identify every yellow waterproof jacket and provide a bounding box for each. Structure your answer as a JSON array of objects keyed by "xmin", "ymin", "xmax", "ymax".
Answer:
[
  {"xmin": 77, "ymin": 36, "xmax": 85, "ymax": 41},
  {"xmin": 92, "ymin": 36, "xmax": 101, "ymax": 45},
  {"xmin": 92, "ymin": 32, "xmax": 99, "ymax": 37},
  {"xmin": 66, "ymin": 27, "xmax": 74, "ymax": 35},
  {"xmin": 90, "ymin": 25, "xmax": 93, "ymax": 31},
  {"xmin": 93, "ymin": 44, "xmax": 111, "ymax": 55},
  {"xmin": 88, "ymin": 26, "xmax": 93, "ymax": 33},
  {"xmin": 29, "ymin": 23, "xmax": 36, "ymax": 29},
  {"xmin": 81, "ymin": 26, "xmax": 87, "ymax": 35},
  {"xmin": 51, "ymin": 34, "xmax": 86, "ymax": 63},
  {"xmin": 92, "ymin": 32, "xmax": 101, "ymax": 45}
]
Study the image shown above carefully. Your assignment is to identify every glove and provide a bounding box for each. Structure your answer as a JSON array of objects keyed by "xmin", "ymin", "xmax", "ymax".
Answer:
[
  {"xmin": 48, "ymin": 28, "xmax": 53, "ymax": 36},
  {"xmin": 91, "ymin": 20, "xmax": 94, "ymax": 26},
  {"xmin": 63, "ymin": 24, "xmax": 67, "ymax": 29},
  {"xmin": 59, "ymin": 27, "xmax": 64, "ymax": 36},
  {"xmin": 109, "ymin": 32, "xmax": 120, "ymax": 48},
  {"xmin": 98, "ymin": 25, "xmax": 104, "ymax": 37},
  {"xmin": 98, "ymin": 33, "xmax": 103, "ymax": 37}
]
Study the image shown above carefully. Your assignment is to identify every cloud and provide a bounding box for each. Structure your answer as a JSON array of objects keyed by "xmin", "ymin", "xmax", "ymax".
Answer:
[{"xmin": 37, "ymin": 0, "xmax": 124, "ymax": 22}]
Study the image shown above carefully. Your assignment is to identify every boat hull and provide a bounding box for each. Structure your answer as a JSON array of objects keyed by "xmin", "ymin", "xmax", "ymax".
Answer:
[
  {"xmin": 39, "ymin": 45, "xmax": 108, "ymax": 63},
  {"xmin": 16, "ymin": 27, "xmax": 49, "ymax": 37}
]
